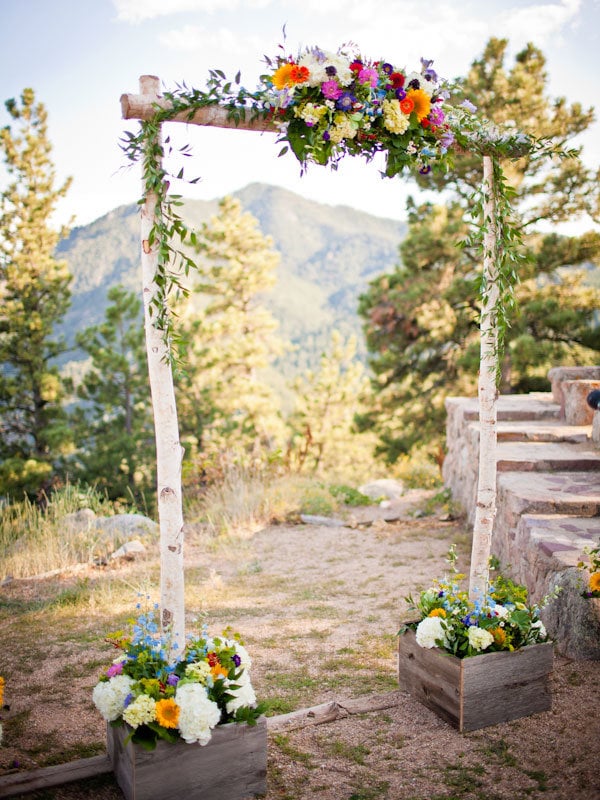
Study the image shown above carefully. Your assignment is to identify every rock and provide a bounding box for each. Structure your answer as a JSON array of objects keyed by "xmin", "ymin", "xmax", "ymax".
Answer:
[
  {"xmin": 542, "ymin": 568, "xmax": 600, "ymax": 659},
  {"xmin": 358, "ymin": 479, "xmax": 404, "ymax": 501},
  {"xmin": 300, "ymin": 514, "xmax": 345, "ymax": 527},
  {"xmin": 110, "ymin": 539, "xmax": 147, "ymax": 560},
  {"xmin": 62, "ymin": 508, "xmax": 97, "ymax": 535},
  {"xmin": 94, "ymin": 514, "xmax": 159, "ymax": 540}
]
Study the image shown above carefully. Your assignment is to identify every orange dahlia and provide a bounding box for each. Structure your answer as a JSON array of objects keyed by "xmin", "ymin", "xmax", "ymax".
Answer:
[
  {"xmin": 272, "ymin": 62, "xmax": 308, "ymax": 90},
  {"xmin": 406, "ymin": 89, "xmax": 431, "ymax": 121},
  {"xmin": 155, "ymin": 698, "xmax": 180, "ymax": 729}
]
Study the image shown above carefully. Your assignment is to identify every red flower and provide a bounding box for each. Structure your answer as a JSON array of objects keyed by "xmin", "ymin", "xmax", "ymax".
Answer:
[
  {"xmin": 207, "ymin": 652, "xmax": 219, "ymax": 667},
  {"xmin": 399, "ymin": 97, "xmax": 414, "ymax": 115},
  {"xmin": 290, "ymin": 65, "xmax": 310, "ymax": 84},
  {"xmin": 350, "ymin": 60, "xmax": 364, "ymax": 73},
  {"xmin": 421, "ymin": 118, "xmax": 431, "ymax": 128},
  {"xmin": 390, "ymin": 72, "xmax": 405, "ymax": 89}
]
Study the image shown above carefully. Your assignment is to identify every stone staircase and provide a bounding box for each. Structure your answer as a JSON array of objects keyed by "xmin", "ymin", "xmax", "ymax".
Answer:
[{"xmin": 442, "ymin": 368, "xmax": 600, "ymax": 659}]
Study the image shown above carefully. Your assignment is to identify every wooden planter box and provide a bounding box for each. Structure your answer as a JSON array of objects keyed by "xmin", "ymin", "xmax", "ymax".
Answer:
[
  {"xmin": 398, "ymin": 628, "xmax": 553, "ymax": 732},
  {"xmin": 107, "ymin": 718, "xmax": 267, "ymax": 800}
]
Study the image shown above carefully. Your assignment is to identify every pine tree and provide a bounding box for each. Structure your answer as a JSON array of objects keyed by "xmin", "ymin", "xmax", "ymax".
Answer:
[
  {"xmin": 0, "ymin": 88, "xmax": 73, "ymax": 497},
  {"xmin": 71, "ymin": 285, "xmax": 155, "ymax": 503},
  {"xmin": 177, "ymin": 197, "xmax": 286, "ymax": 469},
  {"xmin": 287, "ymin": 330, "xmax": 376, "ymax": 480},
  {"xmin": 358, "ymin": 39, "xmax": 600, "ymax": 463}
]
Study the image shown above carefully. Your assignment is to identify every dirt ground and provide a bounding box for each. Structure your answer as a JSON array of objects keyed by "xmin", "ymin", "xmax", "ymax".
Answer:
[{"xmin": 1, "ymin": 489, "xmax": 599, "ymax": 800}]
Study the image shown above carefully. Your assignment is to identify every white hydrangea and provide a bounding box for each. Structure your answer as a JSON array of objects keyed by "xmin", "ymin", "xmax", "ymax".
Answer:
[
  {"xmin": 175, "ymin": 683, "xmax": 221, "ymax": 745},
  {"xmin": 92, "ymin": 675, "xmax": 135, "ymax": 722},
  {"xmin": 382, "ymin": 99, "xmax": 410, "ymax": 135},
  {"xmin": 225, "ymin": 671, "xmax": 257, "ymax": 715},
  {"xmin": 298, "ymin": 50, "xmax": 353, "ymax": 88},
  {"xmin": 467, "ymin": 626, "xmax": 494, "ymax": 651},
  {"xmin": 493, "ymin": 603, "xmax": 509, "ymax": 619},
  {"xmin": 185, "ymin": 661, "xmax": 212, "ymax": 684},
  {"xmin": 122, "ymin": 693, "xmax": 157, "ymax": 728},
  {"xmin": 405, "ymin": 70, "xmax": 438, "ymax": 96},
  {"xmin": 233, "ymin": 642, "xmax": 252, "ymax": 669},
  {"xmin": 531, "ymin": 619, "xmax": 547, "ymax": 639},
  {"xmin": 415, "ymin": 616, "xmax": 447, "ymax": 649}
]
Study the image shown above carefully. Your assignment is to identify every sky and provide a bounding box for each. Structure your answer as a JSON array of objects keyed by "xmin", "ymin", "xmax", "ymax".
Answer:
[{"xmin": 0, "ymin": 0, "xmax": 599, "ymax": 231}]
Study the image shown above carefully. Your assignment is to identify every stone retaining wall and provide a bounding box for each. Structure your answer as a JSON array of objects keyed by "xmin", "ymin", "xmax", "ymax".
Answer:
[{"xmin": 442, "ymin": 372, "xmax": 600, "ymax": 659}]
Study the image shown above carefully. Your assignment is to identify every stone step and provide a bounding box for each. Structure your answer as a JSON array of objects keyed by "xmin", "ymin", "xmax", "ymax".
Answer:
[
  {"xmin": 496, "ymin": 471, "xmax": 600, "ymax": 533},
  {"xmin": 458, "ymin": 392, "xmax": 560, "ymax": 422},
  {"xmin": 495, "ymin": 419, "xmax": 591, "ymax": 443},
  {"xmin": 518, "ymin": 514, "xmax": 600, "ymax": 571},
  {"xmin": 496, "ymin": 440, "xmax": 600, "ymax": 472}
]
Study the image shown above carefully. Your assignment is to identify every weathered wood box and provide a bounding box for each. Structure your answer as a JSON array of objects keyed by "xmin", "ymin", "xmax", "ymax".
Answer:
[
  {"xmin": 107, "ymin": 718, "xmax": 267, "ymax": 800},
  {"xmin": 398, "ymin": 628, "xmax": 553, "ymax": 732}
]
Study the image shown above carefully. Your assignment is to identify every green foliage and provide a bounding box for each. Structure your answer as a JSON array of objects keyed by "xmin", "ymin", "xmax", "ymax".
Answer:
[
  {"xmin": 359, "ymin": 39, "xmax": 600, "ymax": 461},
  {"xmin": 176, "ymin": 196, "xmax": 286, "ymax": 467},
  {"xmin": 328, "ymin": 484, "xmax": 374, "ymax": 507},
  {"xmin": 0, "ymin": 88, "xmax": 73, "ymax": 497},
  {"xmin": 70, "ymin": 285, "xmax": 155, "ymax": 504}
]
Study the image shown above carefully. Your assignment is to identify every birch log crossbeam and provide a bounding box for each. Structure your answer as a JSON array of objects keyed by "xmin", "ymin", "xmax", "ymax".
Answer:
[{"xmin": 120, "ymin": 83, "xmax": 276, "ymax": 132}]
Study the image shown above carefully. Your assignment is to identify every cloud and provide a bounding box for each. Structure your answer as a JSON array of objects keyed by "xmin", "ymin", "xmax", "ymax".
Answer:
[
  {"xmin": 112, "ymin": 0, "xmax": 267, "ymax": 23},
  {"xmin": 494, "ymin": 0, "xmax": 582, "ymax": 47}
]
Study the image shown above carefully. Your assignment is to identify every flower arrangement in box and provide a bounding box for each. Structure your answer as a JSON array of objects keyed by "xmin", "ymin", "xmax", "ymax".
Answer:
[
  {"xmin": 401, "ymin": 548, "xmax": 551, "ymax": 658},
  {"xmin": 92, "ymin": 603, "xmax": 264, "ymax": 750},
  {"xmin": 259, "ymin": 44, "xmax": 455, "ymax": 177},
  {"xmin": 578, "ymin": 545, "xmax": 600, "ymax": 598}
]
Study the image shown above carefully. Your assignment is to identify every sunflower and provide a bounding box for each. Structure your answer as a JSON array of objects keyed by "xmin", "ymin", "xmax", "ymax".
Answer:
[
  {"xmin": 155, "ymin": 698, "xmax": 180, "ymax": 729},
  {"xmin": 589, "ymin": 571, "xmax": 600, "ymax": 593},
  {"xmin": 491, "ymin": 627, "xmax": 507, "ymax": 646},
  {"xmin": 406, "ymin": 89, "xmax": 431, "ymax": 121}
]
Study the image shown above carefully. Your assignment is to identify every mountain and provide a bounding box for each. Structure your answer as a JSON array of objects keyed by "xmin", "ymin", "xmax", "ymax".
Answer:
[{"xmin": 57, "ymin": 183, "xmax": 406, "ymax": 375}]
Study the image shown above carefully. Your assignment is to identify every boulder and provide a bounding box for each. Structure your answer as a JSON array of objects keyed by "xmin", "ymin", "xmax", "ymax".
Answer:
[
  {"xmin": 110, "ymin": 539, "xmax": 147, "ymax": 560},
  {"xmin": 358, "ymin": 479, "xmax": 404, "ymax": 501}
]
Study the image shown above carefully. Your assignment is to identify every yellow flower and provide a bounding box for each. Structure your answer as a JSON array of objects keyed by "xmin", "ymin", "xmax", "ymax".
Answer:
[
  {"xmin": 272, "ymin": 63, "xmax": 295, "ymax": 90},
  {"xmin": 381, "ymin": 99, "xmax": 410, "ymax": 135},
  {"xmin": 589, "ymin": 572, "xmax": 600, "ymax": 592},
  {"xmin": 155, "ymin": 698, "xmax": 180, "ymax": 729},
  {"xmin": 406, "ymin": 89, "xmax": 431, "ymax": 121},
  {"xmin": 491, "ymin": 627, "xmax": 507, "ymax": 646},
  {"xmin": 211, "ymin": 663, "xmax": 229, "ymax": 680},
  {"xmin": 428, "ymin": 608, "xmax": 447, "ymax": 618}
]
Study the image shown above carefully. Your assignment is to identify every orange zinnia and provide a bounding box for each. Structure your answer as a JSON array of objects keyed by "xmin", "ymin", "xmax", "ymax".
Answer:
[
  {"xmin": 211, "ymin": 663, "xmax": 229, "ymax": 680},
  {"xmin": 406, "ymin": 89, "xmax": 431, "ymax": 121},
  {"xmin": 399, "ymin": 96, "xmax": 414, "ymax": 115},
  {"xmin": 290, "ymin": 65, "xmax": 309, "ymax": 84},
  {"xmin": 155, "ymin": 698, "xmax": 180, "ymax": 729}
]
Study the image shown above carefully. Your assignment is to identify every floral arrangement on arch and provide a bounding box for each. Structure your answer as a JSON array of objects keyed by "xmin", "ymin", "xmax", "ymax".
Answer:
[
  {"xmin": 401, "ymin": 548, "xmax": 550, "ymax": 658},
  {"xmin": 92, "ymin": 603, "xmax": 263, "ymax": 750},
  {"xmin": 259, "ymin": 44, "xmax": 457, "ymax": 177}
]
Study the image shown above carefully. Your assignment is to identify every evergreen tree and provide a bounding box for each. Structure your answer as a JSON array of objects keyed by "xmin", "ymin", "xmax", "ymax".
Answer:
[
  {"xmin": 287, "ymin": 330, "xmax": 376, "ymax": 480},
  {"xmin": 72, "ymin": 285, "xmax": 155, "ymax": 503},
  {"xmin": 0, "ymin": 88, "xmax": 72, "ymax": 497},
  {"xmin": 177, "ymin": 197, "xmax": 286, "ymax": 469},
  {"xmin": 358, "ymin": 39, "xmax": 600, "ymax": 463}
]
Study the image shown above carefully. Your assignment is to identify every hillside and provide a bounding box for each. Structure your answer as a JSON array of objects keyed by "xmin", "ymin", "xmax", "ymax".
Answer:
[{"xmin": 57, "ymin": 183, "xmax": 406, "ymax": 375}]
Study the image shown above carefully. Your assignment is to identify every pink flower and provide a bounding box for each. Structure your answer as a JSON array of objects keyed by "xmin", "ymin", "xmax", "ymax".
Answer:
[
  {"xmin": 106, "ymin": 662, "xmax": 124, "ymax": 678},
  {"xmin": 321, "ymin": 79, "xmax": 342, "ymax": 100},
  {"xmin": 358, "ymin": 67, "xmax": 378, "ymax": 87}
]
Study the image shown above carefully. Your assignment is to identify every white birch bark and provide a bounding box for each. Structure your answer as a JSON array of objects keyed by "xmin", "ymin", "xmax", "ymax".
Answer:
[
  {"xmin": 468, "ymin": 154, "xmax": 499, "ymax": 604},
  {"xmin": 138, "ymin": 75, "xmax": 186, "ymax": 656}
]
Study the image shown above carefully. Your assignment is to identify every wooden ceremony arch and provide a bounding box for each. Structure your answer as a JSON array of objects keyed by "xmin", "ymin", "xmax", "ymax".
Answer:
[{"xmin": 120, "ymin": 74, "xmax": 501, "ymax": 650}]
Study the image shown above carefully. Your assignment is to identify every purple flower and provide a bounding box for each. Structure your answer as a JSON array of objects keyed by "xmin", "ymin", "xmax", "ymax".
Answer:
[
  {"xmin": 123, "ymin": 692, "xmax": 134, "ymax": 708},
  {"xmin": 395, "ymin": 88, "xmax": 406, "ymax": 101},
  {"xmin": 233, "ymin": 654, "xmax": 242, "ymax": 667},
  {"xmin": 429, "ymin": 106, "xmax": 445, "ymax": 126},
  {"xmin": 440, "ymin": 131, "xmax": 455, "ymax": 149},
  {"xmin": 323, "ymin": 130, "xmax": 331, "ymax": 141},
  {"xmin": 325, "ymin": 65, "xmax": 337, "ymax": 76},
  {"xmin": 336, "ymin": 92, "xmax": 356, "ymax": 111},
  {"xmin": 321, "ymin": 79, "xmax": 343, "ymax": 100},
  {"xmin": 167, "ymin": 673, "xmax": 180, "ymax": 686},
  {"xmin": 358, "ymin": 67, "xmax": 378, "ymax": 87},
  {"xmin": 420, "ymin": 57, "xmax": 438, "ymax": 83},
  {"xmin": 106, "ymin": 662, "xmax": 124, "ymax": 678},
  {"xmin": 381, "ymin": 62, "xmax": 393, "ymax": 75},
  {"xmin": 460, "ymin": 99, "xmax": 477, "ymax": 114}
]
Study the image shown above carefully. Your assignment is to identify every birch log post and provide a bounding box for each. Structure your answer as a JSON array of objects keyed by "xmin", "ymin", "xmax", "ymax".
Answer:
[
  {"xmin": 138, "ymin": 75, "xmax": 186, "ymax": 653},
  {"xmin": 468, "ymin": 154, "xmax": 499, "ymax": 603}
]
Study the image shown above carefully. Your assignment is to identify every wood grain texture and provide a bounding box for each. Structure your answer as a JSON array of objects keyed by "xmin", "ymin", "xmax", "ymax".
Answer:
[
  {"xmin": 398, "ymin": 629, "xmax": 553, "ymax": 733},
  {"xmin": 0, "ymin": 755, "xmax": 112, "ymax": 798},
  {"xmin": 107, "ymin": 718, "xmax": 267, "ymax": 800}
]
